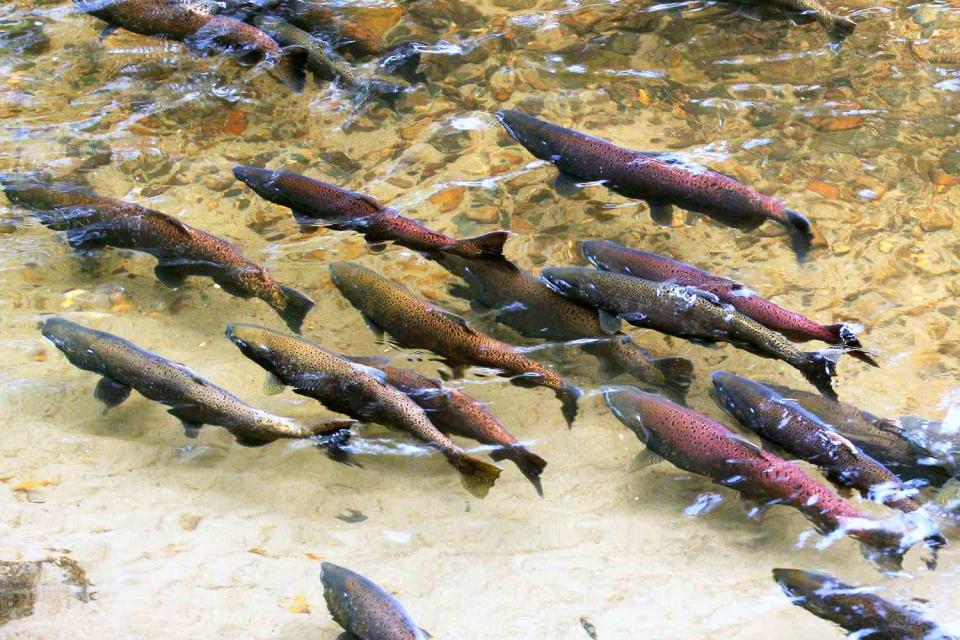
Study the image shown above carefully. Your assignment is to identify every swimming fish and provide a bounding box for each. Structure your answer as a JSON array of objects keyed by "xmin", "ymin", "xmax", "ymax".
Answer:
[
  {"xmin": 225, "ymin": 323, "xmax": 501, "ymax": 498},
  {"xmin": 76, "ymin": 0, "xmax": 307, "ymax": 91},
  {"xmin": 270, "ymin": 0, "xmax": 386, "ymax": 56},
  {"xmin": 320, "ymin": 562, "xmax": 428, "ymax": 640},
  {"xmin": 773, "ymin": 569, "xmax": 955, "ymax": 640},
  {"xmin": 496, "ymin": 109, "xmax": 813, "ymax": 260},
  {"xmin": 2, "ymin": 175, "xmax": 314, "ymax": 333},
  {"xmin": 761, "ymin": 0, "xmax": 857, "ymax": 38},
  {"xmin": 711, "ymin": 372, "xmax": 926, "ymax": 515},
  {"xmin": 542, "ymin": 267, "xmax": 838, "ymax": 399},
  {"xmin": 603, "ymin": 386, "xmax": 923, "ymax": 569},
  {"xmin": 329, "ymin": 262, "xmax": 581, "ymax": 426},
  {"xmin": 348, "ymin": 355, "xmax": 547, "ymax": 495},
  {"xmin": 581, "ymin": 239, "xmax": 877, "ymax": 366},
  {"xmin": 232, "ymin": 166, "xmax": 509, "ymax": 258},
  {"xmin": 42, "ymin": 317, "xmax": 351, "ymax": 448},
  {"xmin": 436, "ymin": 253, "xmax": 693, "ymax": 401}
]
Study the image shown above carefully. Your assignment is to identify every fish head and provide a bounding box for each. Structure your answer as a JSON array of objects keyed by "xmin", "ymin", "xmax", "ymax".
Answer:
[
  {"xmin": 580, "ymin": 239, "xmax": 625, "ymax": 271},
  {"xmin": 232, "ymin": 166, "xmax": 292, "ymax": 206},
  {"xmin": 772, "ymin": 568, "xmax": 833, "ymax": 601},
  {"xmin": 319, "ymin": 562, "xmax": 359, "ymax": 629},
  {"xmin": 225, "ymin": 322, "xmax": 285, "ymax": 371},
  {"xmin": 41, "ymin": 317, "xmax": 99, "ymax": 360},
  {"xmin": 540, "ymin": 267, "xmax": 607, "ymax": 307},
  {"xmin": 602, "ymin": 385, "xmax": 664, "ymax": 443},
  {"xmin": 495, "ymin": 109, "xmax": 557, "ymax": 161},
  {"xmin": 329, "ymin": 262, "xmax": 381, "ymax": 301},
  {"xmin": 709, "ymin": 371, "xmax": 774, "ymax": 421}
]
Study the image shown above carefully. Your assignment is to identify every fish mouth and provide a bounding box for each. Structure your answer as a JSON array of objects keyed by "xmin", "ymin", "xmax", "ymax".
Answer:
[{"xmin": 233, "ymin": 165, "xmax": 281, "ymax": 196}]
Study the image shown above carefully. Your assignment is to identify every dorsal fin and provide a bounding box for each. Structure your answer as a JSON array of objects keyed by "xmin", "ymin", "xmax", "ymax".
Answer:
[
  {"xmin": 726, "ymin": 432, "xmax": 766, "ymax": 458},
  {"xmin": 432, "ymin": 307, "xmax": 475, "ymax": 331},
  {"xmin": 141, "ymin": 209, "xmax": 194, "ymax": 239}
]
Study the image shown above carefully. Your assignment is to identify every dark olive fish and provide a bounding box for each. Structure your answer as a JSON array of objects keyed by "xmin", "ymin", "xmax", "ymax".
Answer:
[
  {"xmin": 496, "ymin": 109, "xmax": 813, "ymax": 260},
  {"xmin": 763, "ymin": 383, "xmax": 952, "ymax": 486},
  {"xmin": 711, "ymin": 372, "xmax": 927, "ymax": 516},
  {"xmin": 581, "ymin": 239, "xmax": 877, "ymax": 367},
  {"xmin": 76, "ymin": 0, "xmax": 307, "ymax": 91},
  {"xmin": 759, "ymin": 0, "xmax": 857, "ymax": 38},
  {"xmin": 233, "ymin": 166, "xmax": 508, "ymax": 258},
  {"xmin": 349, "ymin": 355, "xmax": 547, "ymax": 495},
  {"xmin": 225, "ymin": 323, "xmax": 501, "ymax": 498},
  {"xmin": 3, "ymin": 176, "xmax": 314, "ymax": 333},
  {"xmin": 329, "ymin": 262, "xmax": 581, "ymax": 426},
  {"xmin": 271, "ymin": 0, "xmax": 386, "ymax": 56},
  {"xmin": 42, "ymin": 317, "xmax": 350, "ymax": 447},
  {"xmin": 603, "ymin": 386, "xmax": 920, "ymax": 568},
  {"xmin": 773, "ymin": 569, "xmax": 955, "ymax": 640},
  {"xmin": 321, "ymin": 562, "xmax": 428, "ymax": 640},
  {"xmin": 542, "ymin": 267, "xmax": 838, "ymax": 399},
  {"xmin": 436, "ymin": 253, "xmax": 693, "ymax": 401}
]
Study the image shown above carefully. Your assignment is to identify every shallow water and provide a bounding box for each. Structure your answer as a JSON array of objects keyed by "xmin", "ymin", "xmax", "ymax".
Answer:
[{"xmin": 2, "ymin": 0, "xmax": 960, "ymax": 637}]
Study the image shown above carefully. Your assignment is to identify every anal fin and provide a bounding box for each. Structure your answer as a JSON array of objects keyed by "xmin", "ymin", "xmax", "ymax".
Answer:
[
  {"xmin": 649, "ymin": 202, "xmax": 675, "ymax": 226},
  {"xmin": 629, "ymin": 448, "xmax": 664, "ymax": 471},
  {"xmin": 263, "ymin": 372, "xmax": 286, "ymax": 395},
  {"xmin": 94, "ymin": 377, "xmax": 132, "ymax": 411},
  {"xmin": 154, "ymin": 262, "xmax": 189, "ymax": 289}
]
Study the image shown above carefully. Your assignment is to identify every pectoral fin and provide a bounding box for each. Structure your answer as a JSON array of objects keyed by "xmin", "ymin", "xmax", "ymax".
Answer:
[
  {"xmin": 359, "ymin": 312, "xmax": 386, "ymax": 337},
  {"xmin": 94, "ymin": 377, "xmax": 132, "ymax": 410},
  {"xmin": 179, "ymin": 420, "xmax": 203, "ymax": 439},
  {"xmin": 263, "ymin": 372, "xmax": 286, "ymax": 395},
  {"xmin": 629, "ymin": 448, "xmax": 664, "ymax": 471},
  {"xmin": 552, "ymin": 173, "xmax": 582, "ymax": 197},
  {"xmin": 739, "ymin": 495, "xmax": 770, "ymax": 520},
  {"xmin": 154, "ymin": 263, "xmax": 188, "ymax": 289},
  {"xmin": 598, "ymin": 309, "xmax": 622, "ymax": 334},
  {"xmin": 649, "ymin": 203, "xmax": 674, "ymax": 226}
]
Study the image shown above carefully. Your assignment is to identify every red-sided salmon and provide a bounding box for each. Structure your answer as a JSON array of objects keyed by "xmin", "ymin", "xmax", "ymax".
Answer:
[
  {"xmin": 3, "ymin": 175, "xmax": 314, "ymax": 333},
  {"xmin": 225, "ymin": 323, "xmax": 501, "ymax": 498},
  {"xmin": 542, "ymin": 266, "xmax": 839, "ymax": 399},
  {"xmin": 582, "ymin": 239, "xmax": 877, "ymax": 367},
  {"xmin": 496, "ymin": 109, "xmax": 814, "ymax": 260},
  {"xmin": 329, "ymin": 262, "xmax": 581, "ymax": 426},
  {"xmin": 76, "ymin": 0, "xmax": 307, "ymax": 91},
  {"xmin": 233, "ymin": 166, "xmax": 509, "ymax": 258}
]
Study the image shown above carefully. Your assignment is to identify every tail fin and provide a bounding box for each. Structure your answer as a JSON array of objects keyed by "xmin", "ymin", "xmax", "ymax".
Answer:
[
  {"xmin": 273, "ymin": 45, "xmax": 308, "ymax": 92},
  {"xmin": 311, "ymin": 424, "xmax": 356, "ymax": 466},
  {"xmin": 364, "ymin": 78, "xmax": 406, "ymax": 108},
  {"xmin": 445, "ymin": 230, "xmax": 510, "ymax": 258},
  {"xmin": 491, "ymin": 445, "xmax": 547, "ymax": 497},
  {"xmin": 826, "ymin": 323, "xmax": 879, "ymax": 368},
  {"xmin": 556, "ymin": 383, "xmax": 582, "ymax": 428},
  {"xmin": 651, "ymin": 356, "xmax": 694, "ymax": 403},
  {"xmin": 798, "ymin": 350, "xmax": 838, "ymax": 400},
  {"xmin": 783, "ymin": 209, "xmax": 814, "ymax": 262},
  {"xmin": 378, "ymin": 41, "xmax": 425, "ymax": 84},
  {"xmin": 452, "ymin": 453, "xmax": 502, "ymax": 499},
  {"xmin": 276, "ymin": 285, "xmax": 315, "ymax": 334},
  {"xmin": 827, "ymin": 15, "xmax": 857, "ymax": 40}
]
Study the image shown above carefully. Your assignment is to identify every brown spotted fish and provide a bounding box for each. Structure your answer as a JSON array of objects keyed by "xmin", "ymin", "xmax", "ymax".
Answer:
[
  {"xmin": 603, "ymin": 386, "xmax": 925, "ymax": 570},
  {"xmin": 225, "ymin": 323, "xmax": 501, "ymax": 497},
  {"xmin": 436, "ymin": 253, "xmax": 693, "ymax": 401},
  {"xmin": 496, "ymin": 109, "xmax": 814, "ymax": 260},
  {"xmin": 349, "ymin": 355, "xmax": 547, "ymax": 495},
  {"xmin": 41, "ymin": 317, "xmax": 351, "ymax": 448},
  {"xmin": 321, "ymin": 562, "xmax": 428, "ymax": 640},
  {"xmin": 329, "ymin": 262, "xmax": 581, "ymax": 426},
  {"xmin": 76, "ymin": 0, "xmax": 307, "ymax": 91},
  {"xmin": 762, "ymin": 0, "xmax": 857, "ymax": 38},
  {"xmin": 711, "ymin": 372, "xmax": 933, "ymax": 519},
  {"xmin": 271, "ymin": 0, "xmax": 386, "ymax": 56},
  {"xmin": 773, "ymin": 569, "xmax": 956, "ymax": 640},
  {"xmin": 542, "ymin": 267, "xmax": 838, "ymax": 399},
  {"xmin": 3, "ymin": 176, "xmax": 314, "ymax": 333},
  {"xmin": 233, "ymin": 166, "xmax": 509, "ymax": 258},
  {"xmin": 582, "ymin": 239, "xmax": 877, "ymax": 366}
]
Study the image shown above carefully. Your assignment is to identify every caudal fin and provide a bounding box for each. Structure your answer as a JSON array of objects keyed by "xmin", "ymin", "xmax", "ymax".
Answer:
[
  {"xmin": 445, "ymin": 230, "xmax": 510, "ymax": 258},
  {"xmin": 651, "ymin": 356, "xmax": 694, "ymax": 403},
  {"xmin": 273, "ymin": 45, "xmax": 308, "ymax": 92},
  {"xmin": 798, "ymin": 350, "xmax": 838, "ymax": 400},
  {"xmin": 556, "ymin": 383, "xmax": 581, "ymax": 428},
  {"xmin": 783, "ymin": 209, "xmax": 814, "ymax": 262},
  {"xmin": 827, "ymin": 14, "xmax": 857, "ymax": 40},
  {"xmin": 311, "ymin": 424, "xmax": 356, "ymax": 466},
  {"xmin": 452, "ymin": 453, "xmax": 502, "ymax": 499},
  {"xmin": 491, "ymin": 445, "xmax": 547, "ymax": 496},
  {"xmin": 275, "ymin": 285, "xmax": 315, "ymax": 334},
  {"xmin": 826, "ymin": 323, "xmax": 879, "ymax": 367}
]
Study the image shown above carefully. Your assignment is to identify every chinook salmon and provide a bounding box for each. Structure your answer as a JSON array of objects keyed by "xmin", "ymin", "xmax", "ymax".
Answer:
[
  {"xmin": 271, "ymin": 0, "xmax": 385, "ymax": 56},
  {"xmin": 320, "ymin": 562, "xmax": 428, "ymax": 640},
  {"xmin": 76, "ymin": 0, "xmax": 307, "ymax": 91},
  {"xmin": 496, "ymin": 109, "xmax": 813, "ymax": 260},
  {"xmin": 2, "ymin": 175, "xmax": 314, "ymax": 333},
  {"xmin": 542, "ymin": 267, "xmax": 838, "ymax": 399},
  {"xmin": 436, "ymin": 253, "xmax": 693, "ymax": 401},
  {"xmin": 763, "ymin": 383, "xmax": 952, "ymax": 486},
  {"xmin": 762, "ymin": 0, "xmax": 857, "ymax": 38},
  {"xmin": 581, "ymin": 239, "xmax": 877, "ymax": 367},
  {"xmin": 225, "ymin": 323, "xmax": 501, "ymax": 498},
  {"xmin": 233, "ymin": 166, "xmax": 509, "ymax": 258},
  {"xmin": 773, "ymin": 569, "xmax": 955, "ymax": 640},
  {"xmin": 348, "ymin": 355, "xmax": 547, "ymax": 495},
  {"xmin": 711, "ymin": 372, "xmax": 928, "ymax": 516},
  {"xmin": 329, "ymin": 262, "xmax": 581, "ymax": 426},
  {"xmin": 603, "ymin": 386, "xmax": 924, "ymax": 569},
  {"xmin": 41, "ymin": 317, "xmax": 351, "ymax": 448}
]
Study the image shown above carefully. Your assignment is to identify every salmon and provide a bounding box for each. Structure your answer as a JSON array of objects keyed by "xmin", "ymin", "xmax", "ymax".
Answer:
[
  {"xmin": 271, "ymin": 0, "xmax": 386, "ymax": 56},
  {"xmin": 542, "ymin": 266, "xmax": 838, "ymax": 399},
  {"xmin": 329, "ymin": 262, "xmax": 581, "ymax": 426},
  {"xmin": 233, "ymin": 166, "xmax": 509, "ymax": 258},
  {"xmin": 582, "ymin": 239, "xmax": 877, "ymax": 366},
  {"xmin": 225, "ymin": 323, "xmax": 501, "ymax": 498},
  {"xmin": 41, "ymin": 317, "xmax": 351, "ymax": 448},
  {"xmin": 3, "ymin": 175, "xmax": 314, "ymax": 333},
  {"xmin": 76, "ymin": 0, "xmax": 307, "ymax": 91},
  {"xmin": 436, "ymin": 253, "xmax": 693, "ymax": 401},
  {"xmin": 604, "ymin": 386, "xmax": 927, "ymax": 570},
  {"xmin": 320, "ymin": 562, "xmax": 428, "ymax": 640},
  {"xmin": 496, "ymin": 109, "xmax": 814, "ymax": 260},
  {"xmin": 348, "ymin": 355, "xmax": 547, "ymax": 495},
  {"xmin": 763, "ymin": 0, "xmax": 857, "ymax": 37}
]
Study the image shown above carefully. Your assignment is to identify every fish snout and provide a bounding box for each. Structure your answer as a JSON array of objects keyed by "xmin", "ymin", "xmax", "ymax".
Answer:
[
  {"xmin": 233, "ymin": 165, "xmax": 280, "ymax": 195},
  {"xmin": 40, "ymin": 316, "xmax": 85, "ymax": 352}
]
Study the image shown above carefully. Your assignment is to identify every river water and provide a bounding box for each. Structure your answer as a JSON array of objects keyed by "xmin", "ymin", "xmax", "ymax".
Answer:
[{"xmin": 2, "ymin": 0, "xmax": 960, "ymax": 638}]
